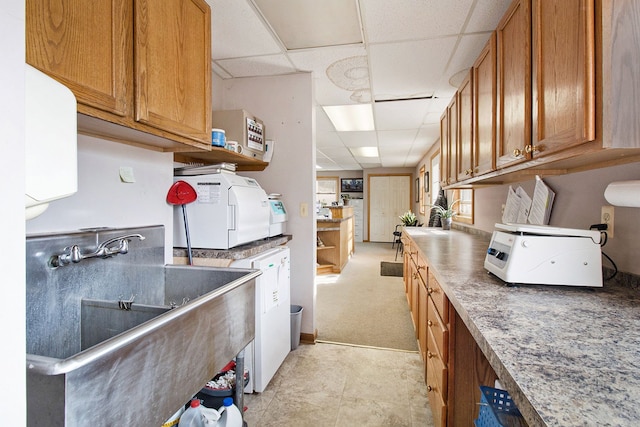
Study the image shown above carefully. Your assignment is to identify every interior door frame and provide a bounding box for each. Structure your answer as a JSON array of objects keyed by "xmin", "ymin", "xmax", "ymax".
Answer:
[{"xmin": 367, "ymin": 173, "xmax": 413, "ymax": 242}]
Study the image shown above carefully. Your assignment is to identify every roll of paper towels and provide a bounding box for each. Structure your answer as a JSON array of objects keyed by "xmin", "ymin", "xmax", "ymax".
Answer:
[{"xmin": 604, "ymin": 180, "xmax": 640, "ymax": 207}]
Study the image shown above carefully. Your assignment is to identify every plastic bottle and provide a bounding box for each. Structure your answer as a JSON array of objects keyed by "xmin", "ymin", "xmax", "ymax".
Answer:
[
  {"xmin": 216, "ymin": 397, "xmax": 243, "ymax": 427},
  {"xmin": 178, "ymin": 399, "xmax": 205, "ymax": 427}
]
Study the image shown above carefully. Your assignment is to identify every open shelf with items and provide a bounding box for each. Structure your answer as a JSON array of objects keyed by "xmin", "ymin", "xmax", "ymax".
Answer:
[
  {"xmin": 174, "ymin": 148, "xmax": 268, "ymax": 171},
  {"xmin": 316, "ymin": 207, "xmax": 355, "ymax": 275}
]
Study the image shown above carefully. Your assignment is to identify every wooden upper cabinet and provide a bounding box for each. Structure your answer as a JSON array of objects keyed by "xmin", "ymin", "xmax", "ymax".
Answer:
[
  {"xmin": 440, "ymin": 112, "xmax": 450, "ymax": 186},
  {"xmin": 26, "ymin": 0, "xmax": 131, "ymax": 117},
  {"xmin": 457, "ymin": 71, "xmax": 474, "ymax": 182},
  {"xmin": 135, "ymin": 0, "xmax": 212, "ymax": 143},
  {"xmin": 496, "ymin": 0, "xmax": 532, "ymax": 169},
  {"xmin": 26, "ymin": 0, "xmax": 213, "ymax": 150},
  {"xmin": 446, "ymin": 94, "xmax": 459, "ymax": 186},
  {"xmin": 532, "ymin": 0, "xmax": 596, "ymax": 154},
  {"xmin": 473, "ymin": 33, "xmax": 497, "ymax": 176}
]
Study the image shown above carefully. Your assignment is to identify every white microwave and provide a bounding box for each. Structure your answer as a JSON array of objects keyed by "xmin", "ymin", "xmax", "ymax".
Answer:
[{"xmin": 212, "ymin": 109, "xmax": 265, "ymax": 160}]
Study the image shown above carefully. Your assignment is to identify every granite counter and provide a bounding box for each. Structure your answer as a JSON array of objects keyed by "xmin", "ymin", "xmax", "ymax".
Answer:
[
  {"xmin": 404, "ymin": 227, "xmax": 640, "ymax": 427},
  {"xmin": 173, "ymin": 234, "xmax": 292, "ymax": 266}
]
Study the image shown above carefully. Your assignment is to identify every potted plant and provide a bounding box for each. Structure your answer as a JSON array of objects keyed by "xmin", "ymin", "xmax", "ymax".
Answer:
[
  {"xmin": 341, "ymin": 194, "xmax": 350, "ymax": 205},
  {"xmin": 429, "ymin": 200, "xmax": 460, "ymax": 230},
  {"xmin": 399, "ymin": 210, "xmax": 418, "ymax": 227}
]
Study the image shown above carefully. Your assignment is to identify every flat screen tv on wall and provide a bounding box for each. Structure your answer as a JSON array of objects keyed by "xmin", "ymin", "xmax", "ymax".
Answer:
[{"xmin": 341, "ymin": 178, "xmax": 363, "ymax": 192}]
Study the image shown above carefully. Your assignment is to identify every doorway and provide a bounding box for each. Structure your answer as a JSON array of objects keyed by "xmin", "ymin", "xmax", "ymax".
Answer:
[{"xmin": 368, "ymin": 174, "xmax": 411, "ymax": 242}]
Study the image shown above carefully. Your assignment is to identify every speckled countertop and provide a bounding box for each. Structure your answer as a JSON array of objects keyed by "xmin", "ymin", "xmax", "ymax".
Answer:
[
  {"xmin": 404, "ymin": 227, "xmax": 640, "ymax": 427},
  {"xmin": 173, "ymin": 234, "xmax": 292, "ymax": 260}
]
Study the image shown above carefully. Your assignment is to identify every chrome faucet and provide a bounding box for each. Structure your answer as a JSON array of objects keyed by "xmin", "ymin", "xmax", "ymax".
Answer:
[{"xmin": 50, "ymin": 234, "xmax": 145, "ymax": 267}]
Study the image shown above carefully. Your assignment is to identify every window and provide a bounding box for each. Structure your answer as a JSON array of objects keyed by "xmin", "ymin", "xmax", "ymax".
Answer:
[
  {"xmin": 316, "ymin": 177, "xmax": 339, "ymax": 206},
  {"xmin": 430, "ymin": 151, "xmax": 440, "ymax": 205},
  {"xmin": 452, "ymin": 188, "xmax": 474, "ymax": 224}
]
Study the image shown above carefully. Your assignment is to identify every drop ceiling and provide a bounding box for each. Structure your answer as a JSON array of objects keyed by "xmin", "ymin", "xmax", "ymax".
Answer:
[{"xmin": 206, "ymin": 0, "xmax": 512, "ymax": 170}]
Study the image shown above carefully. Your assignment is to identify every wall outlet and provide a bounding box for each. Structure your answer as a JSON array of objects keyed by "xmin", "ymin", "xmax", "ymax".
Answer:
[
  {"xmin": 300, "ymin": 202, "xmax": 308, "ymax": 218},
  {"xmin": 601, "ymin": 205, "xmax": 614, "ymax": 238}
]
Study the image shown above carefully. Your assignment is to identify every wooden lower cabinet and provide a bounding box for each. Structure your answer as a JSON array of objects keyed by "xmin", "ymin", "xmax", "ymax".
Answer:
[{"xmin": 404, "ymin": 236, "xmax": 498, "ymax": 426}]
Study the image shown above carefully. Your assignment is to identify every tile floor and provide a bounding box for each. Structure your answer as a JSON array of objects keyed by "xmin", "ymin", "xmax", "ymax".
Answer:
[{"xmin": 242, "ymin": 342, "xmax": 434, "ymax": 426}]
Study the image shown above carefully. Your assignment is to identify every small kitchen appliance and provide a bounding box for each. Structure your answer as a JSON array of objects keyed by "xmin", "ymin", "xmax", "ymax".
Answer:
[
  {"xmin": 267, "ymin": 194, "xmax": 288, "ymax": 237},
  {"xmin": 172, "ymin": 171, "xmax": 270, "ymax": 250},
  {"xmin": 484, "ymin": 223, "xmax": 603, "ymax": 287}
]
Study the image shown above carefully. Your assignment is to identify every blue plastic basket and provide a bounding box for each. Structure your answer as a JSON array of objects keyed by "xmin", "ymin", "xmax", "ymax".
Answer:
[{"xmin": 474, "ymin": 386, "xmax": 525, "ymax": 427}]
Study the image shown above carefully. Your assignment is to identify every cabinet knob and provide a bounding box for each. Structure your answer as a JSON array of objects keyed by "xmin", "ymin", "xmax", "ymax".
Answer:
[
  {"xmin": 427, "ymin": 385, "xmax": 435, "ymax": 393},
  {"xmin": 413, "ymin": 273, "xmax": 419, "ymax": 280},
  {"xmin": 427, "ymin": 287, "xmax": 435, "ymax": 295},
  {"xmin": 525, "ymin": 144, "xmax": 540, "ymax": 154},
  {"xmin": 513, "ymin": 148, "xmax": 522, "ymax": 158},
  {"xmin": 427, "ymin": 351, "xmax": 434, "ymax": 359},
  {"xmin": 465, "ymin": 168, "xmax": 473, "ymax": 175},
  {"xmin": 428, "ymin": 320, "xmax": 433, "ymax": 327},
  {"xmin": 417, "ymin": 265, "xmax": 425, "ymax": 271}
]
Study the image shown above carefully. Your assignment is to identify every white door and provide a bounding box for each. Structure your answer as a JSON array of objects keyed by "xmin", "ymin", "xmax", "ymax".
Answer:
[{"xmin": 369, "ymin": 175, "xmax": 411, "ymax": 242}]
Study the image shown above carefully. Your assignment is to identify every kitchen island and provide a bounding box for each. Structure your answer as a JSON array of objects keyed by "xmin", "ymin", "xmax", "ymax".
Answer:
[
  {"xmin": 317, "ymin": 206, "xmax": 355, "ymax": 274},
  {"xmin": 403, "ymin": 226, "xmax": 640, "ymax": 426}
]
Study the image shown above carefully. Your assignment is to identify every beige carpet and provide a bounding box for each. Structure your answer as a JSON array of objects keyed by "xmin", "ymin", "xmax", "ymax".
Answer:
[{"xmin": 316, "ymin": 242, "xmax": 419, "ymax": 352}]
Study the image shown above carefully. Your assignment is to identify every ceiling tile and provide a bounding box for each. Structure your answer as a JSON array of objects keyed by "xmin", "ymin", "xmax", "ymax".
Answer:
[
  {"xmin": 316, "ymin": 131, "xmax": 345, "ymax": 148},
  {"xmin": 253, "ymin": 0, "xmax": 362, "ymax": 50},
  {"xmin": 369, "ymin": 37, "xmax": 458, "ymax": 100},
  {"xmin": 209, "ymin": 0, "xmax": 282, "ymax": 60},
  {"xmin": 215, "ymin": 54, "xmax": 296, "ymax": 77},
  {"xmin": 338, "ymin": 131, "xmax": 378, "ymax": 147},
  {"xmin": 361, "ymin": 0, "xmax": 474, "ymax": 43},
  {"xmin": 374, "ymin": 99, "xmax": 430, "ymax": 130},
  {"xmin": 465, "ymin": 0, "xmax": 513, "ymax": 33},
  {"xmin": 377, "ymin": 130, "xmax": 417, "ymax": 147}
]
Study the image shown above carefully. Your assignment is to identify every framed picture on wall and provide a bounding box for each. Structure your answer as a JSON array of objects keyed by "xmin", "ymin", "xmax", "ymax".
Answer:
[
  {"xmin": 415, "ymin": 177, "xmax": 420, "ymax": 203},
  {"xmin": 340, "ymin": 178, "xmax": 363, "ymax": 192},
  {"xmin": 424, "ymin": 171, "xmax": 429, "ymax": 193}
]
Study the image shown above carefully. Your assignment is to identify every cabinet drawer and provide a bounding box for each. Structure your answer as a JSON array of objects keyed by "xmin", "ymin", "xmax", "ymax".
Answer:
[
  {"xmin": 426, "ymin": 326, "xmax": 448, "ymax": 396},
  {"xmin": 427, "ymin": 296, "xmax": 449, "ymax": 360},
  {"xmin": 428, "ymin": 271, "xmax": 449, "ymax": 323},
  {"xmin": 426, "ymin": 355, "xmax": 447, "ymax": 427}
]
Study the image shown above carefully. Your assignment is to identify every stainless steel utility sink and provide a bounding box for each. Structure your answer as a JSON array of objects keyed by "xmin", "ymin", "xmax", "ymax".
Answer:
[{"xmin": 26, "ymin": 226, "xmax": 259, "ymax": 427}]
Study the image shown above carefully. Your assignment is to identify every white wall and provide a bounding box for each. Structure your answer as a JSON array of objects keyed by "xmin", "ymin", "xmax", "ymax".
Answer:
[
  {"xmin": 214, "ymin": 73, "xmax": 318, "ymax": 337},
  {"xmin": 1, "ymin": 0, "xmax": 26, "ymax": 420},
  {"xmin": 26, "ymin": 135, "xmax": 175, "ymax": 261}
]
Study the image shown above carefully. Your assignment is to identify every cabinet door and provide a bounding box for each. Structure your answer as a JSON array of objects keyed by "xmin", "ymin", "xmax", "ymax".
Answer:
[
  {"xmin": 26, "ymin": 0, "xmax": 131, "ymax": 117},
  {"xmin": 135, "ymin": 0, "xmax": 212, "ymax": 143},
  {"xmin": 496, "ymin": 0, "xmax": 532, "ymax": 169},
  {"xmin": 440, "ymin": 112, "xmax": 449, "ymax": 186},
  {"xmin": 473, "ymin": 33, "xmax": 497, "ymax": 176},
  {"xmin": 445, "ymin": 94, "xmax": 459, "ymax": 185},
  {"xmin": 532, "ymin": 0, "xmax": 595, "ymax": 154},
  {"xmin": 457, "ymin": 71, "xmax": 474, "ymax": 182}
]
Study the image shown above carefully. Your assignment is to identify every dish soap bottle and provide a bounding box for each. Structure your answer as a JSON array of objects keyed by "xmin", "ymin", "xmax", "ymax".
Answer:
[
  {"xmin": 216, "ymin": 397, "xmax": 242, "ymax": 427},
  {"xmin": 178, "ymin": 399, "xmax": 205, "ymax": 427}
]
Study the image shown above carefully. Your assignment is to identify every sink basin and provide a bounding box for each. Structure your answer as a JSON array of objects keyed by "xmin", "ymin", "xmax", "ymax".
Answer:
[{"xmin": 26, "ymin": 226, "xmax": 260, "ymax": 426}]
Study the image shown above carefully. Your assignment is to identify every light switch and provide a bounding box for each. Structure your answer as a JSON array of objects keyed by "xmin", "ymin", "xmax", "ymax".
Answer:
[{"xmin": 300, "ymin": 202, "xmax": 308, "ymax": 217}]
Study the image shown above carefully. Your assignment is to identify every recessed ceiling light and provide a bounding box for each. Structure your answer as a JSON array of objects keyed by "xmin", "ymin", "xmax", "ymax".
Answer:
[
  {"xmin": 349, "ymin": 146, "xmax": 379, "ymax": 157},
  {"xmin": 323, "ymin": 104, "xmax": 375, "ymax": 131}
]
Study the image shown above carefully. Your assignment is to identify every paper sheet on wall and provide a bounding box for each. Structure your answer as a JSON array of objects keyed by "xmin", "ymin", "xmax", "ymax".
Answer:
[
  {"xmin": 501, "ymin": 176, "xmax": 555, "ymax": 225},
  {"xmin": 527, "ymin": 176, "xmax": 556, "ymax": 225}
]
